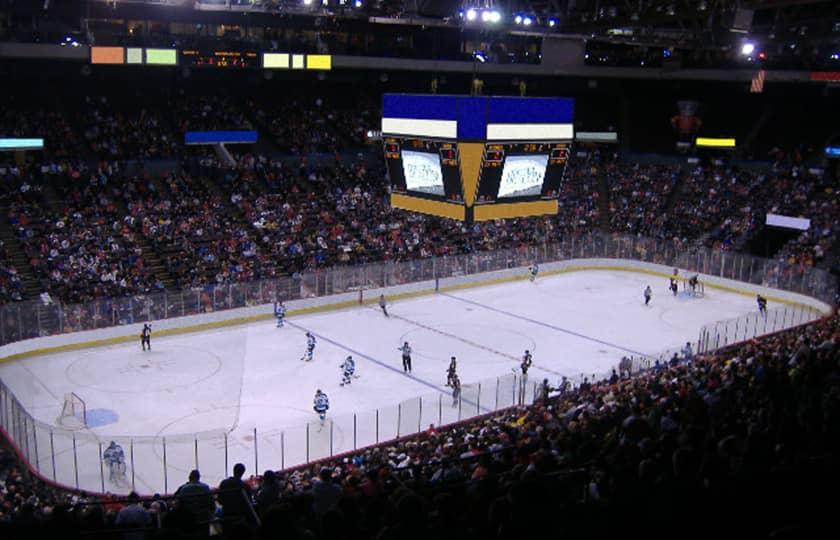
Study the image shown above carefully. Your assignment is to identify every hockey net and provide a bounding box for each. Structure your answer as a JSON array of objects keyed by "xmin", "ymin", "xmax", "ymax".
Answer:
[
  {"xmin": 57, "ymin": 392, "xmax": 86, "ymax": 429},
  {"xmin": 681, "ymin": 278, "xmax": 705, "ymax": 298}
]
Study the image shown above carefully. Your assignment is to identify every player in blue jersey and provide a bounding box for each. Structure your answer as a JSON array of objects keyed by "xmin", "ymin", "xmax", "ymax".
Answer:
[
  {"xmin": 340, "ymin": 355, "xmax": 356, "ymax": 386},
  {"xmin": 313, "ymin": 389, "xmax": 329, "ymax": 423},
  {"xmin": 301, "ymin": 332, "xmax": 316, "ymax": 361},
  {"xmin": 757, "ymin": 294, "xmax": 767, "ymax": 315},
  {"xmin": 274, "ymin": 301, "xmax": 286, "ymax": 328}
]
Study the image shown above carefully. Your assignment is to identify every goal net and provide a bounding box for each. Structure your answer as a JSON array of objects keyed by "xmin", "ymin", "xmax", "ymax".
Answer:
[
  {"xmin": 57, "ymin": 392, "xmax": 86, "ymax": 429},
  {"xmin": 681, "ymin": 278, "xmax": 705, "ymax": 298}
]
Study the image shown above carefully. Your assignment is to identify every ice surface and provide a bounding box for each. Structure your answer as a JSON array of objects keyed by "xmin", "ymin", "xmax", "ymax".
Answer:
[{"xmin": 0, "ymin": 270, "xmax": 759, "ymax": 493}]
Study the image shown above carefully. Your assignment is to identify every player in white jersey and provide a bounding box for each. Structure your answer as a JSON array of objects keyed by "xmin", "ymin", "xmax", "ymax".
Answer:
[
  {"xmin": 274, "ymin": 301, "xmax": 286, "ymax": 328},
  {"xmin": 378, "ymin": 294, "xmax": 389, "ymax": 317},
  {"xmin": 451, "ymin": 374, "xmax": 461, "ymax": 407},
  {"xmin": 313, "ymin": 389, "xmax": 329, "ymax": 422},
  {"xmin": 398, "ymin": 341, "xmax": 412, "ymax": 373},
  {"xmin": 340, "ymin": 355, "xmax": 356, "ymax": 386},
  {"xmin": 301, "ymin": 332, "xmax": 316, "ymax": 361},
  {"xmin": 103, "ymin": 441, "xmax": 126, "ymax": 483},
  {"xmin": 529, "ymin": 263, "xmax": 539, "ymax": 282}
]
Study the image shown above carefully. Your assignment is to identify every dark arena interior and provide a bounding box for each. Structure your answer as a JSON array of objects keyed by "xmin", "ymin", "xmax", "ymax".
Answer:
[{"xmin": 1, "ymin": 0, "xmax": 840, "ymax": 539}]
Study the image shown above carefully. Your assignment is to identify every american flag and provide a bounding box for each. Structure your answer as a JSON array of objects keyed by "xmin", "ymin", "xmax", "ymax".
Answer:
[{"xmin": 750, "ymin": 69, "xmax": 766, "ymax": 93}]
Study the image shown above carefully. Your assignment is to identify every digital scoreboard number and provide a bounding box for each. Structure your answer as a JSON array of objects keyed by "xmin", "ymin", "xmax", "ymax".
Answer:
[{"xmin": 180, "ymin": 49, "xmax": 260, "ymax": 68}]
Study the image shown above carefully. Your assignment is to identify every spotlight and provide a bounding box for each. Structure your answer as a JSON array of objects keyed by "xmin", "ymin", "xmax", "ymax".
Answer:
[
  {"xmin": 741, "ymin": 42, "xmax": 755, "ymax": 55},
  {"xmin": 466, "ymin": 8, "xmax": 477, "ymax": 21},
  {"xmin": 523, "ymin": 16, "xmax": 533, "ymax": 26},
  {"xmin": 303, "ymin": 0, "xmax": 312, "ymax": 5},
  {"xmin": 514, "ymin": 15, "xmax": 523, "ymax": 24},
  {"xmin": 354, "ymin": 0, "xmax": 362, "ymax": 6},
  {"xmin": 481, "ymin": 10, "xmax": 490, "ymax": 22},
  {"xmin": 548, "ymin": 18, "xmax": 557, "ymax": 27},
  {"xmin": 488, "ymin": 10, "xmax": 501, "ymax": 23}
]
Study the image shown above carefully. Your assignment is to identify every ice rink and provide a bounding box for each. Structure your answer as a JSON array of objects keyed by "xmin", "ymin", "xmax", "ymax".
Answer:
[{"xmin": 0, "ymin": 269, "xmax": 760, "ymax": 494}]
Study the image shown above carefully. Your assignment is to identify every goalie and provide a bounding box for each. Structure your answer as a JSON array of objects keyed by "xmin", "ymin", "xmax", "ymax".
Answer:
[{"xmin": 103, "ymin": 441, "xmax": 126, "ymax": 483}]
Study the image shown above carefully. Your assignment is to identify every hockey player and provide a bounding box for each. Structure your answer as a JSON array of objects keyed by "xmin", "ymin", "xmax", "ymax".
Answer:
[
  {"xmin": 644, "ymin": 285, "xmax": 652, "ymax": 306},
  {"xmin": 451, "ymin": 374, "xmax": 461, "ymax": 407},
  {"xmin": 529, "ymin": 263, "xmax": 539, "ymax": 282},
  {"xmin": 398, "ymin": 341, "xmax": 412, "ymax": 373},
  {"xmin": 140, "ymin": 324, "xmax": 151, "ymax": 351},
  {"xmin": 103, "ymin": 441, "xmax": 126, "ymax": 483},
  {"xmin": 688, "ymin": 275, "xmax": 699, "ymax": 294},
  {"xmin": 538, "ymin": 378, "xmax": 552, "ymax": 402},
  {"xmin": 446, "ymin": 356, "xmax": 457, "ymax": 387},
  {"xmin": 379, "ymin": 294, "xmax": 389, "ymax": 317},
  {"xmin": 669, "ymin": 276, "xmax": 679, "ymax": 296},
  {"xmin": 521, "ymin": 350, "xmax": 533, "ymax": 377},
  {"xmin": 340, "ymin": 356, "xmax": 356, "ymax": 386},
  {"xmin": 301, "ymin": 332, "xmax": 317, "ymax": 362},
  {"xmin": 682, "ymin": 341, "xmax": 694, "ymax": 362},
  {"xmin": 757, "ymin": 294, "xmax": 767, "ymax": 315},
  {"xmin": 313, "ymin": 389, "xmax": 329, "ymax": 423},
  {"xmin": 274, "ymin": 301, "xmax": 286, "ymax": 328}
]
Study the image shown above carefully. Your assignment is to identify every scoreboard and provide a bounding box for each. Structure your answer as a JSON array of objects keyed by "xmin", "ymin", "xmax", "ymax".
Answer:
[
  {"xmin": 384, "ymin": 137, "xmax": 462, "ymax": 200},
  {"xmin": 475, "ymin": 142, "xmax": 570, "ymax": 202},
  {"xmin": 382, "ymin": 94, "xmax": 574, "ymax": 222}
]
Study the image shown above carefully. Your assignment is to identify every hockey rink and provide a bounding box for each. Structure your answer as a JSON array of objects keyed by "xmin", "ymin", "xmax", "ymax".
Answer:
[{"xmin": 0, "ymin": 269, "xmax": 762, "ymax": 494}]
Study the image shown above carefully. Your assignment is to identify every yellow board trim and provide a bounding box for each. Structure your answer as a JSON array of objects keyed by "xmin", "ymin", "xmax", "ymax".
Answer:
[
  {"xmin": 0, "ymin": 265, "xmax": 825, "ymax": 364},
  {"xmin": 390, "ymin": 193, "xmax": 465, "ymax": 220},
  {"xmin": 473, "ymin": 199, "xmax": 558, "ymax": 221}
]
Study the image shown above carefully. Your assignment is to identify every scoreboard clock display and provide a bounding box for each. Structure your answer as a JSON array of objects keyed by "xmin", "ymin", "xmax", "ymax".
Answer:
[
  {"xmin": 180, "ymin": 49, "xmax": 260, "ymax": 68},
  {"xmin": 383, "ymin": 137, "xmax": 463, "ymax": 200},
  {"xmin": 475, "ymin": 142, "xmax": 570, "ymax": 202}
]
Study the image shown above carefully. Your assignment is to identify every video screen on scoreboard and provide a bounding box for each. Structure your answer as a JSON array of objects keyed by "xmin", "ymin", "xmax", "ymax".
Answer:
[
  {"xmin": 497, "ymin": 155, "xmax": 548, "ymax": 198},
  {"xmin": 401, "ymin": 150, "xmax": 445, "ymax": 196}
]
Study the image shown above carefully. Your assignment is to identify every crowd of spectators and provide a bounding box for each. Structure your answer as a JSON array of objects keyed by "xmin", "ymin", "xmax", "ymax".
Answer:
[
  {"xmin": 1, "ymin": 147, "xmax": 836, "ymax": 307},
  {"xmin": 0, "ymin": 103, "xmax": 82, "ymax": 159},
  {"xmin": 123, "ymin": 169, "xmax": 264, "ymax": 288},
  {"xmin": 6, "ymin": 161, "xmax": 161, "ymax": 304},
  {"xmin": 172, "ymin": 95, "xmax": 254, "ymax": 133},
  {"xmin": 608, "ymin": 162, "xmax": 680, "ymax": 238},
  {"xmin": 1, "ymin": 301, "xmax": 837, "ymax": 538},
  {"xmin": 79, "ymin": 96, "xmax": 179, "ymax": 161}
]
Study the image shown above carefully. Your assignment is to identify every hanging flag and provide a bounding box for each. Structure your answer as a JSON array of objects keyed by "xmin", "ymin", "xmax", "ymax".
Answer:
[{"xmin": 750, "ymin": 69, "xmax": 766, "ymax": 93}]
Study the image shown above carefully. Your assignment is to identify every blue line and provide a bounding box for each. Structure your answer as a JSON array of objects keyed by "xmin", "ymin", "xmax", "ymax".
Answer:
[
  {"xmin": 285, "ymin": 321, "xmax": 492, "ymax": 413},
  {"xmin": 439, "ymin": 292, "xmax": 651, "ymax": 358}
]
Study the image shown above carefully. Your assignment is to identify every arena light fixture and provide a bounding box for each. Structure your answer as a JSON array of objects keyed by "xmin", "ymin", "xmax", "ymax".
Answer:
[
  {"xmin": 548, "ymin": 18, "xmax": 557, "ymax": 27},
  {"xmin": 488, "ymin": 10, "xmax": 501, "ymax": 23},
  {"xmin": 466, "ymin": 8, "xmax": 478, "ymax": 21},
  {"xmin": 523, "ymin": 16, "xmax": 533, "ymax": 26},
  {"xmin": 354, "ymin": 0, "xmax": 362, "ymax": 6},
  {"xmin": 514, "ymin": 14, "xmax": 523, "ymax": 24},
  {"xmin": 741, "ymin": 42, "xmax": 755, "ymax": 55}
]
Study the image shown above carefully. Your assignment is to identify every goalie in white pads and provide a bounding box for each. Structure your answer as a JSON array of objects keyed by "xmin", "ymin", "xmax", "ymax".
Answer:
[
  {"xmin": 340, "ymin": 355, "xmax": 356, "ymax": 386},
  {"xmin": 301, "ymin": 332, "xmax": 317, "ymax": 361},
  {"xmin": 103, "ymin": 441, "xmax": 126, "ymax": 483},
  {"xmin": 313, "ymin": 389, "xmax": 329, "ymax": 422}
]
